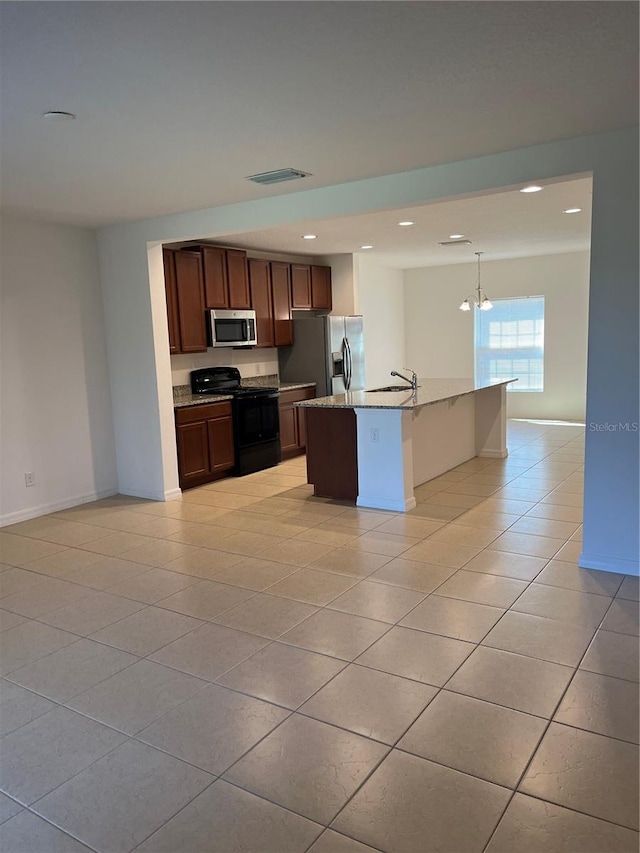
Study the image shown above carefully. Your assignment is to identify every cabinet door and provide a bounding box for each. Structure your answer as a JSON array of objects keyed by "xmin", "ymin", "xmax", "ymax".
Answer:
[
  {"xmin": 174, "ymin": 252, "xmax": 207, "ymax": 353},
  {"xmin": 291, "ymin": 264, "xmax": 312, "ymax": 309},
  {"xmin": 249, "ymin": 258, "xmax": 275, "ymax": 348},
  {"xmin": 208, "ymin": 415, "xmax": 235, "ymax": 473},
  {"xmin": 226, "ymin": 249, "xmax": 251, "ymax": 309},
  {"xmin": 202, "ymin": 246, "xmax": 229, "ymax": 308},
  {"xmin": 311, "ymin": 265, "xmax": 332, "ymax": 310},
  {"xmin": 278, "ymin": 405, "xmax": 298, "ymax": 454},
  {"xmin": 271, "ymin": 262, "xmax": 294, "ymax": 346},
  {"xmin": 176, "ymin": 421, "xmax": 210, "ymax": 484},
  {"xmin": 163, "ymin": 249, "xmax": 181, "ymax": 354}
]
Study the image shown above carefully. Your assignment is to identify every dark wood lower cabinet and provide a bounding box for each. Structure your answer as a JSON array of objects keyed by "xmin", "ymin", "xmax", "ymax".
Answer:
[
  {"xmin": 207, "ymin": 415, "xmax": 235, "ymax": 473},
  {"xmin": 279, "ymin": 405, "xmax": 299, "ymax": 456},
  {"xmin": 176, "ymin": 420, "xmax": 210, "ymax": 482},
  {"xmin": 305, "ymin": 407, "xmax": 358, "ymax": 501},
  {"xmin": 278, "ymin": 387, "xmax": 315, "ymax": 459},
  {"xmin": 175, "ymin": 402, "xmax": 235, "ymax": 489}
]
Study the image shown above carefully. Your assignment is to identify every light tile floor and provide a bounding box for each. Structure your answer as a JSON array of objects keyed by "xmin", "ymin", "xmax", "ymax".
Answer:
[{"xmin": 0, "ymin": 419, "xmax": 638, "ymax": 853}]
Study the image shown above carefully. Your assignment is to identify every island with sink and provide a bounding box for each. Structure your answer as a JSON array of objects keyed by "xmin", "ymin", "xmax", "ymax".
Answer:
[{"xmin": 296, "ymin": 377, "xmax": 517, "ymax": 512}]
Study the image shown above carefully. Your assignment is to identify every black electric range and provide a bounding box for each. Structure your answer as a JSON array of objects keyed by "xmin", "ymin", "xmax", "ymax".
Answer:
[{"xmin": 190, "ymin": 367, "xmax": 281, "ymax": 476}]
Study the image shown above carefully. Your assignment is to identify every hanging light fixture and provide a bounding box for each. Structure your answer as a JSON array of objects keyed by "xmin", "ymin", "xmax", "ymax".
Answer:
[{"xmin": 459, "ymin": 252, "xmax": 493, "ymax": 312}]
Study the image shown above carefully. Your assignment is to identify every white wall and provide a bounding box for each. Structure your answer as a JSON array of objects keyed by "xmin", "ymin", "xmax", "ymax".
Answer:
[
  {"xmin": 0, "ymin": 214, "xmax": 117, "ymax": 524},
  {"xmin": 405, "ymin": 252, "xmax": 590, "ymax": 421},
  {"xmin": 322, "ymin": 254, "xmax": 357, "ymax": 316},
  {"xmin": 97, "ymin": 128, "xmax": 638, "ymax": 573},
  {"xmin": 356, "ymin": 256, "xmax": 406, "ymax": 389},
  {"xmin": 170, "ymin": 347, "xmax": 278, "ymax": 387}
]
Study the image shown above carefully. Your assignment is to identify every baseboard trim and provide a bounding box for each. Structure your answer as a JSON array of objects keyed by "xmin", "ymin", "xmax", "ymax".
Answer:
[
  {"xmin": 477, "ymin": 449, "xmax": 509, "ymax": 459},
  {"xmin": 357, "ymin": 496, "xmax": 417, "ymax": 513},
  {"xmin": 164, "ymin": 488, "xmax": 183, "ymax": 501},
  {"xmin": 579, "ymin": 551, "xmax": 639, "ymax": 577},
  {"xmin": 0, "ymin": 488, "xmax": 118, "ymax": 528},
  {"xmin": 118, "ymin": 485, "xmax": 178, "ymax": 501}
]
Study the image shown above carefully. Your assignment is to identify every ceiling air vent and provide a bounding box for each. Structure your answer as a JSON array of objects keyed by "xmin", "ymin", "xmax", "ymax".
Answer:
[
  {"xmin": 246, "ymin": 168, "xmax": 311, "ymax": 186},
  {"xmin": 438, "ymin": 239, "xmax": 473, "ymax": 246}
]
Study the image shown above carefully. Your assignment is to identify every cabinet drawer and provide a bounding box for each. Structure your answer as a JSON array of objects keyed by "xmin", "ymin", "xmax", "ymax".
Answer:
[
  {"xmin": 175, "ymin": 401, "xmax": 232, "ymax": 425},
  {"xmin": 278, "ymin": 387, "xmax": 316, "ymax": 406}
]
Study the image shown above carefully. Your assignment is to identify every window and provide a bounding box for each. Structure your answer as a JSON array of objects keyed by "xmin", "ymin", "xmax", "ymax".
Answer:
[{"xmin": 474, "ymin": 296, "xmax": 545, "ymax": 391}]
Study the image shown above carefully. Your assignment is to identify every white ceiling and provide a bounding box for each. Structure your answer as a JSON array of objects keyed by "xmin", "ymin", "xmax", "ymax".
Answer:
[
  {"xmin": 220, "ymin": 176, "xmax": 593, "ymax": 268},
  {"xmin": 0, "ymin": 2, "xmax": 637, "ymax": 230}
]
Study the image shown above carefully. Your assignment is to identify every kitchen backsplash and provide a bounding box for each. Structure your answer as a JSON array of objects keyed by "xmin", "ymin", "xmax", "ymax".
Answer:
[{"xmin": 171, "ymin": 348, "xmax": 279, "ymax": 387}]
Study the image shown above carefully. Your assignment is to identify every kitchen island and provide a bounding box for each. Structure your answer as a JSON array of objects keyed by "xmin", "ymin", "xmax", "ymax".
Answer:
[{"xmin": 296, "ymin": 379, "xmax": 516, "ymax": 512}]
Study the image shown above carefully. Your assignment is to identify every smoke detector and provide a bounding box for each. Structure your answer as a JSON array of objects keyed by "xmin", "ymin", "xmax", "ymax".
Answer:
[{"xmin": 246, "ymin": 168, "xmax": 311, "ymax": 186}]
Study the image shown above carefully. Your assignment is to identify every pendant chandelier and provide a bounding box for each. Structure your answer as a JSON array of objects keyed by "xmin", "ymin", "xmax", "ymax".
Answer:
[{"xmin": 459, "ymin": 252, "xmax": 493, "ymax": 312}]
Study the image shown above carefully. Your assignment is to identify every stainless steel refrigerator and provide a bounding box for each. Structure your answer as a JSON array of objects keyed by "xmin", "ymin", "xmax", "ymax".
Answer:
[{"xmin": 278, "ymin": 315, "xmax": 365, "ymax": 397}]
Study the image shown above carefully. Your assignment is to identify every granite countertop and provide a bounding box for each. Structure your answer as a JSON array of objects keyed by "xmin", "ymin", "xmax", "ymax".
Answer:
[
  {"xmin": 279, "ymin": 382, "xmax": 317, "ymax": 392},
  {"xmin": 173, "ymin": 377, "xmax": 316, "ymax": 408},
  {"xmin": 173, "ymin": 390, "xmax": 234, "ymax": 408},
  {"xmin": 294, "ymin": 378, "xmax": 517, "ymax": 411}
]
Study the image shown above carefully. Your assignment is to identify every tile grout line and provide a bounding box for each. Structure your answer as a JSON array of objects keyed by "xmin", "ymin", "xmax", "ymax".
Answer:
[
  {"xmin": 479, "ymin": 586, "xmax": 633, "ymax": 852},
  {"xmin": 4, "ymin": 427, "xmax": 634, "ymax": 853}
]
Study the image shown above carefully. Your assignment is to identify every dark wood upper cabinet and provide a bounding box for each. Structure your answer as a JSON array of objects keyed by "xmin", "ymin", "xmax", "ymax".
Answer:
[
  {"xmin": 166, "ymin": 244, "xmax": 329, "ymax": 354},
  {"xmin": 271, "ymin": 262, "xmax": 294, "ymax": 346},
  {"xmin": 172, "ymin": 251, "xmax": 207, "ymax": 354},
  {"xmin": 163, "ymin": 249, "xmax": 181, "ymax": 354},
  {"xmin": 291, "ymin": 264, "xmax": 312, "ymax": 309},
  {"xmin": 226, "ymin": 249, "xmax": 251, "ymax": 309},
  {"xmin": 248, "ymin": 258, "xmax": 275, "ymax": 348},
  {"xmin": 311, "ymin": 265, "xmax": 332, "ymax": 310},
  {"xmin": 201, "ymin": 246, "xmax": 228, "ymax": 308},
  {"xmin": 200, "ymin": 245, "xmax": 250, "ymax": 309},
  {"xmin": 291, "ymin": 263, "xmax": 332, "ymax": 310}
]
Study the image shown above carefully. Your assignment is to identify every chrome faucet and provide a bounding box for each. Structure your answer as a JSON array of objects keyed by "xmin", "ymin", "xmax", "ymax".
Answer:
[{"xmin": 390, "ymin": 368, "xmax": 418, "ymax": 391}]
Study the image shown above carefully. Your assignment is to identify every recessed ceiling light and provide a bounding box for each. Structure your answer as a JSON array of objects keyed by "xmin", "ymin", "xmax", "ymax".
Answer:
[
  {"xmin": 42, "ymin": 110, "xmax": 76, "ymax": 121},
  {"xmin": 562, "ymin": 208, "xmax": 582, "ymax": 214},
  {"xmin": 397, "ymin": 221, "xmax": 415, "ymax": 226},
  {"xmin": 302, "ymin": 234, "xmax": 317, "ymax": 240},
  {"xmin": 520, "ymin": 185, "xmax": 543, "ymax": 193},
  {"xmin": 360, "ymin": 245, "xmax": 373, "ymax": 250},
  {"xmin": 449, "ymin": 234, "xmax": 464, "ymax": 239}
]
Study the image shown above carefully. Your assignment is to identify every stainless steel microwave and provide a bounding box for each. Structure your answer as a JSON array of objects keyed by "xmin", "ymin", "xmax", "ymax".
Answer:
[{"xmin": 207, "ymin": 309, "xmax": 257, "ymax": 348}]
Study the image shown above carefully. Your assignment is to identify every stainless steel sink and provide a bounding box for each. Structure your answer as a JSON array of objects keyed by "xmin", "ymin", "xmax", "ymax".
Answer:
[{"xmin": 369, "ymin": 385, "xmax": 418, "ymax": 392}]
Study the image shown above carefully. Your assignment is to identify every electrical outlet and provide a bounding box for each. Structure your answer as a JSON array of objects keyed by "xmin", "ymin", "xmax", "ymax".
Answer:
[
  {"xmin": 370, "ymin": 428, "xmax": 380, "ymax": 443},
  {"xmin": 25, "ymin": 472, "xmax": 36, "ymax": 487}
]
